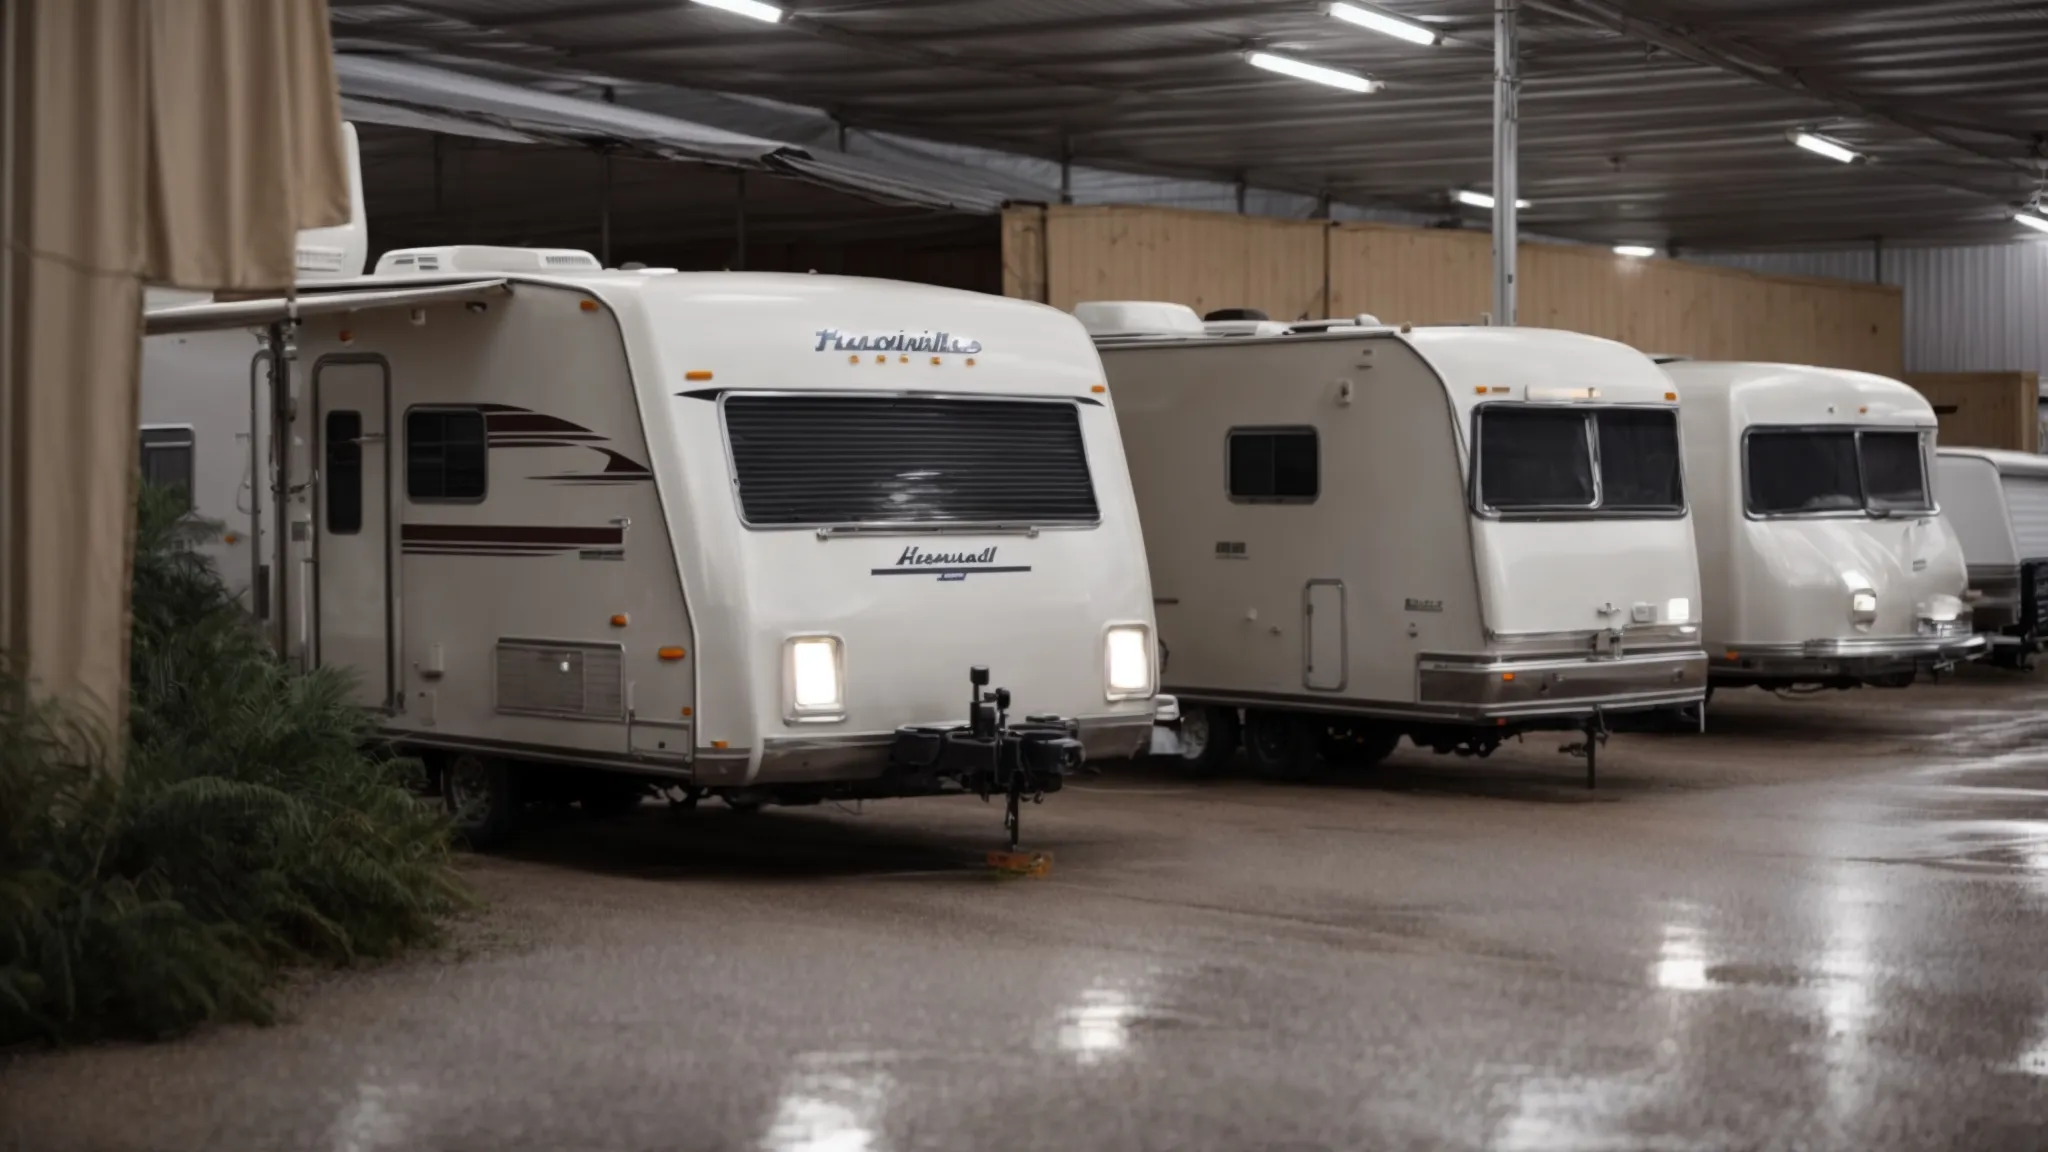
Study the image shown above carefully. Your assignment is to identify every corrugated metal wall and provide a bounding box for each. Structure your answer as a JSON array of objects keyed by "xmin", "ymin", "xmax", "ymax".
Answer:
[
  {"xmin": 1693, "ymin": 241, "xmax": 2048, "ymax": 376},
  {"xmin": 1006, "ymin": 206, "xmax": 1905, "ymax": 375}
]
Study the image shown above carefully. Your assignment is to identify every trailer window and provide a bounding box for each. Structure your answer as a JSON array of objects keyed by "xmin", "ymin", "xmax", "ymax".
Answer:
[
  {"xmin": 1595, "ymin": 409, "xmax": 1684, "ymax": 511},
  {"xmin": 324, "ymin": 410, "xmax": 363, "ymax": 535},
  {"xmin": 722, "ymin": 395, "xmax": 1099, "ymax": 527},
  {"xmin": 1227, "ymin": 428, "xmax": 1318, "ymax": 502},
  {"xmin": 1860, "ymin": 431, "xmax": 1932, "ymax": 511},
  {"xmin": 1476, "ymin": 407, "xmax": 1595, "ymax": 509},
  {"xmin": 1746, "ymin": 430, "xmax": 1863, "ymax": 514},
  {"xmin": 406, "ymin": 408, "xmax": 488, "ymax": 503},
  {"xmin": 139, "ymin": 427, "xmax": 194, "ymax": 510}
]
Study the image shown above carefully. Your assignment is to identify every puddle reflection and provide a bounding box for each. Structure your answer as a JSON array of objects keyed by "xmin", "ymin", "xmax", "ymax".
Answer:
[
  {"xmin": 1653, "ymin": 921, "xmax": 1709, "ymax": 992},
  {"xmin": 1057, "ymin": 985, "xmax": 1140, "ymax": 1063},
  {"xmin": 761, "ymin": 1056, "xmax": 892, "ymax": 1152}
]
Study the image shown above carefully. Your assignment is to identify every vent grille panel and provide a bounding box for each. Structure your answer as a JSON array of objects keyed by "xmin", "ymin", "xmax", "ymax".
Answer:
[
  {"xmin": 723, "ymin": 395, "xmax": 1100, "ymax": 527},
  {"xmin": 495, "ymin": 640, "xmax": 625, "ymax": 720}
]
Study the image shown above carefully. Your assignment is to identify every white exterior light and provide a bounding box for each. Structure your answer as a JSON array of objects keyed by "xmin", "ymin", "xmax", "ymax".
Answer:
[
  {"xmin": 1664, "ymin": 597, "xmax": 1691, "ymax": 624},
  {"xmin": 1850, "ymin": 589, "xmax": 1878, "ymax": 626},
  {"xmin": 1327, "ymin": 2, "xmax": 1438, "ymax": 46},
  {"xmin": 1105, "ymin": 625, "xmax": 1154, "ymax": 699},
  {"xmin": 1246, "ymin": 51, "xmax": 1382, "ymax": 94},
  {"xmin": 690, "ymin": 0, "xmax": 784, "ymax": 23},
  {"xmin": 1454, "ymin": 189, "xmax": 1531, "ymax": 211},
  {"xmin": 1790, "ymin": 130, "xmax": 1862, "ymax": 164},
  {"xmin": 786, "ymin": 636, "xmax": 844, "ymax": 719},
  {"xmin": 2016, "ymin": 211, "xmax": 2048, "ymax": 234},
  {"xmin": 1614, "ymin": 244, "xmax": 1657, "ymax": 258}
]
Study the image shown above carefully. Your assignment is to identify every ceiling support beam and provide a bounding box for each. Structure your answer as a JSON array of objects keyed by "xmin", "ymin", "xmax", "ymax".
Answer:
[{"xmin": 1493, "ymin": 0, "xmax": 1519, "ymax": 326}]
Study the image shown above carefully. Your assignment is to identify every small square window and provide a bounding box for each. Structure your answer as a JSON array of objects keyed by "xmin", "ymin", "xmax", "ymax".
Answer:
[
  {"xmin": 1227, "ymin": 428, "xmax": 1317, "ymax": 502},
  {"xmin": 406, "ymin": 408, "xmax": 488, "ymax": 503},
  {"xmin": 139, "ymin": 427, "xmax": 194, "ymax": 510}
]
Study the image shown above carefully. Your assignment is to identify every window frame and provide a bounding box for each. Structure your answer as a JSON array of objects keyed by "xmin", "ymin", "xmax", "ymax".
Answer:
[
  {"xmin": 403, "ymin": 405, "xmax": 490, "ymax": 505},
  {"xmin": 1467, "ymin": 402, "xmax": 1688, "ymax": 521},
  {"xmin": 1741, "ymin": 423, "xmax": 1937, "ymax": 520},
  {"xmin": 1225, "ymin": 425, "xmax": 1320, "ymax": 505},
  {"xmin": 139, "ymin": 424, "xmax": 196, "ymax": 510}
]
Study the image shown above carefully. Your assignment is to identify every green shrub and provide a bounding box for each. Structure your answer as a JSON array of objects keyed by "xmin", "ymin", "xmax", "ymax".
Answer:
[{"xmin": 0, "ymin": 484, "xmax": 465, "ymax": 1046}]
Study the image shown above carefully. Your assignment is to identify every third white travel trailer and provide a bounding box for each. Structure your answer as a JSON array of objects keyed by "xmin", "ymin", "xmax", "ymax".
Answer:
[
  {"xmin": 143, "ymin": 255, "xmax": 1161, "ymax": 848},
  {"xmin": 1934, "ymin": 447, "xmax": 2048, "ymax": 667},
  {"xmin": 1659, "ymin": 360, "xmax": 1983, "ymax": 690},
  {"xmin": 1079, "ymin": 303, "xmax": 1708, "ymax": 786}
]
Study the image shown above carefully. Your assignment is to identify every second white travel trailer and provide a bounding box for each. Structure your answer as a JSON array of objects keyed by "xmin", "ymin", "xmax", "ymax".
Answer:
[
  {"xmin": 1079, "ymin": 304, "xmax": 1709, "ymax": 786},
  {"xmin": 1658, "ymin": 360, "xmax": 1984, "ymax": 691},
  {"xmin": 1934, "ymin": 447, "xmax": 2048, "ymax": 667},
  {"xmin": 142, "ymin": 256, "xmax": 1162, "ymax": 848}
]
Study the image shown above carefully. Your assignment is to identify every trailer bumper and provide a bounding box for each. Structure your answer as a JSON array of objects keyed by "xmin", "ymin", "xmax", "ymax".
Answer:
[
  {"xmin": 1711, "ymin": 631, "xmax": 1987, "ymax": 687},
  {"xmin": 1416, "ymin": 649, "xmax": 1707, "ymax": 721}
]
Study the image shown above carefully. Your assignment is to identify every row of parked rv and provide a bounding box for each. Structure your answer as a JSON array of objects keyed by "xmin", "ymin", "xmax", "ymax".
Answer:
[{"xmin": 138, "ymin": 161, "xmax": 2036, "ymax": 847}]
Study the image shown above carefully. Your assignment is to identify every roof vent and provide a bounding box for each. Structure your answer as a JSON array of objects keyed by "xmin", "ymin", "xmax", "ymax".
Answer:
[
  {"xmin": 1203, "ymin": 307, "xmax": 1269, "ymax": 322},
  {"xmin": 1203, "ymin": 319, "xmax": 1292, "ymax": 338},
  {"xmin": 1074, "ymin": 301, "xmax": 1206, "ymax": 339},
  {"xmin": 374, "ymin": 245, "xmax": 602, "ymax": 276}
]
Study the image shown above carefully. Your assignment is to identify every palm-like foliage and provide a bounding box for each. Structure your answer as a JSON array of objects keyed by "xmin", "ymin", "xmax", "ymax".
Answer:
[{"xmin": 1, "ymin": 485, "xmax": 465, "ymax": 1046}]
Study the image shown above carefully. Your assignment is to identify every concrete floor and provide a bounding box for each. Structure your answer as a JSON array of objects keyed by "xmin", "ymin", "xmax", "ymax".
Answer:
[{"xmin": 8, "ymin": 678, "xmax": 2048, "ymax": 1151}]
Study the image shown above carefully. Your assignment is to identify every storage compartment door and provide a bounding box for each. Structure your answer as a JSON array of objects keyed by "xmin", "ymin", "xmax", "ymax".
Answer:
[{"xmin": 1304, "ymin": 579, "xmax": 1346, "ymax": 692}]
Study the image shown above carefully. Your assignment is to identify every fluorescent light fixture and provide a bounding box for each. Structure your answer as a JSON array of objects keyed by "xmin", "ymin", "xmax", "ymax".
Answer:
[
  {"xmin": 690, "ymin": 0, "xmax": 783, "ymax": 23},
  {"xmin": 1328, "ymin": 2, "xmax": 1438, "ymax": 46},
  {"xmin": 1790, "ymin": 130, "xmax": 1862, "ymax": 164},
  {"xmin": 1614, "ymin": 244, "xmax": 1657, "ymax": 258},
  {"xmin": 1453, "ymin": 189, "xmax": 1530, "ymax": 211},
  {"xmin": 1246, "ymin": 51, "xmax": 1381, "ymax": 94},
  {"xmin": 2016, "ymin": 211, "xmax": 2048, "ymax": 234}
]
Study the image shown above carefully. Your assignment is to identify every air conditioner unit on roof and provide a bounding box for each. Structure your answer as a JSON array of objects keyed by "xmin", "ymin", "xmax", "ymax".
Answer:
[
  {"xmin": 374, "ymin": 245, "xmax": 603, "ymax": 277},
  {"xmin": 1073, "ymin": 300, "xmax": 1206, "ymax": 339}
]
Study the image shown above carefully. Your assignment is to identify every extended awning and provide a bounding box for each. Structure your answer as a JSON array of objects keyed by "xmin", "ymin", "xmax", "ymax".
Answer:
[{"xmin": 143, "ymin": 279, "xmax": 513, "ymax": 335}]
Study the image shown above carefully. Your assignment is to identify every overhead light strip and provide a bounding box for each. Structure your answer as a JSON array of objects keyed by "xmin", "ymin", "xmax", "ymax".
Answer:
[
  {"xmin": 1789, "ymin": 130, "xmax": 1863, "ymax": 164},
  {"xmin": 2015, "ymin": 210, "xmax": 2048, "ymax": 234},
  {"xmin": 1454, "ymin": 189, "xmax": 1530, "ymax": 210},
  {"xmin": 690, "ymin": 0, "xmax": 784, "ymax": 24},
  {"xmin": 1613, "ymin": 245, "xmax": 1657, "ymax": 258},
  {"xmin": 1327, "ymin": 2, "xmax": 1438, "ymax": 46},
  {"xmin": 1246, "ymin": 51, "xmax": 1382, "ymax": 94}
]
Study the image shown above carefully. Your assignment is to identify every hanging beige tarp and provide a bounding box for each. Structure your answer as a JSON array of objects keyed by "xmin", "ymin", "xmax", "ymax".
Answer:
[{"xmin": 0, "ymin": 0, "xmax": 348, "ymax": 739}]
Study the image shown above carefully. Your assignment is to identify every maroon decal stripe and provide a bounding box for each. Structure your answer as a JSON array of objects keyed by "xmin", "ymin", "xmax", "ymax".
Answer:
[{"xmin": 401, "ymin": 524, "xmax": 625, "ymax": 546}]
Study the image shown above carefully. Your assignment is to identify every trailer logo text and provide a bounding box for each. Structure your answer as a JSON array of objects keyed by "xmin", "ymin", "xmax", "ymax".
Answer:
[
  {"xmin": 815, "ymin": 328, "xmax": 983, "ymax": 355},
  {"xmin": 872, "ymin": 545, "xmax": 1030, "ymax": 581}
]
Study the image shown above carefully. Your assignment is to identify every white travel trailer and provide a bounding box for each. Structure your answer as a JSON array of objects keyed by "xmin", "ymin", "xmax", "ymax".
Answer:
[
  {"xmin": 1079, "ymin": 303, "xmax": 1708, "ymax": 785},
  {"xmin": 1934, "ymin": 447, "xmax": 2048, "ymax": 667},
  {"xmin": 1660, "ymin": 360, "xmax": 1983, "ymax": 690},
  {"xmin": 142, "ymin": 253, "xmax": 1161, "ymax": 848}
]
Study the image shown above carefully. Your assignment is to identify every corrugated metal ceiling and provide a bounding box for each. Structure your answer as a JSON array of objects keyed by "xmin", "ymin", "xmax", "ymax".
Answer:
[{"xmin": 328, "ymin": 0, "xmax": 2048, "ymax": 247}]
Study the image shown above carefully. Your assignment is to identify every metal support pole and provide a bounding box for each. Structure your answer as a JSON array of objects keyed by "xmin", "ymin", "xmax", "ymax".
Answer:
[
  {"xmin": 598, "ymin": 149, "xmax": 613, "ymax": 267},
  {"xmin": 734, "ymin": 170, "xmax": 748, "ymax": 271},
  {"xmin": 1235, "ymin": 178, "xmax": 1248, "ymax": 216},
  {"xmin": 1059, "ymin": 138, "xmax": 1073, "ymax": 206},
  {"xmin": 267, "ymin": 322, "xmax": 291, "ymax": 660},
  {"xmin": 1492, "ymin": 0, "xmax": 1521, "ymax": 326},
  {"xmin": 1873, "ymin": 235, "xmax": 1885, "ymax": 284}
]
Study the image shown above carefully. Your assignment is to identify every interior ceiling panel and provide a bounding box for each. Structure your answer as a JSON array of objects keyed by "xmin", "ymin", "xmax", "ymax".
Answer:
[{"xmin": 328, "ymin": 0, "xmax": 2048, "ymax": 248}]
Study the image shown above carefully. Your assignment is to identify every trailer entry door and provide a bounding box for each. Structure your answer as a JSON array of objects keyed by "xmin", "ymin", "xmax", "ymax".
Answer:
[
  {"xmin": 313, "ymin": 358, "xmax": 395, "ymax": 711},
  {"xmin": 1304, "ymin": 579, "xmax": 1346, "ymax": 691}
]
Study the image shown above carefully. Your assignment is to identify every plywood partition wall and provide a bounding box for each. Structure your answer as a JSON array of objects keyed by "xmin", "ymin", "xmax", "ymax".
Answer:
[
  {"xmin": 1903, "ymin": 372, "xmax": 2042, "ymax": 453},
  {"xmin": 1004, "ymin": 206, "xmax": 1905, "ymax": 375}
]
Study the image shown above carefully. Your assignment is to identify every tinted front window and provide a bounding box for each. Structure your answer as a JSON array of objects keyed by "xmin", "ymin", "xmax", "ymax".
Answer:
[
  {"xmin": 1860, "ymin": 430, "xmax": 1931, "ymax": 510},
  {"xmin": 1596, "ymin": 409, "xmax": 1684, "ymax": 511},
  {"xmin": 1746, "ymin": 430, "xmax": 1864, "ymax": 514},
  {"xmin": 1477, "ymin": 407, "xmax": 1595, "ymax": 509}
]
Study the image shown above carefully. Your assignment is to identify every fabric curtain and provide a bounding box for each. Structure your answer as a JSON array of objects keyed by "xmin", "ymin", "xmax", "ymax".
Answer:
[{"xmin": 0, "ymin": 0, "xmax": 347, "ymax": 750}]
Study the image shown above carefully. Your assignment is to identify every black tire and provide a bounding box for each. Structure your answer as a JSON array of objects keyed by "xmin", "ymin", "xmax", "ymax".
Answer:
[
  {"xmin": 1243, "ymin": 710, "xmax": 1321, "ymax": 782},
  {"xmin": 1320, "ymin": 722, "xmax": 1400, "ymax": 769},
  {"xmin": 1173, "ymin": 705, "xmax": 1240, "ymax": 776},
  {"xmin": 579, "ymin": 774, "xmax": 649, "ymax": 819},
  {"xmin": 442, "ymin": 752, "xmax": 523, "ymax": 849}
]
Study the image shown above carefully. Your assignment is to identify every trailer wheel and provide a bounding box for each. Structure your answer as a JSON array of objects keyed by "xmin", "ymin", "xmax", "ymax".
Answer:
[
  {"xmin": 1174, "ymin": 705, "xmax": 1240, "ymax": 775},
  {"xmin": 1243, "ymin": 710, "xmax": 1320, "ymax": 782},
  {"xmin": 1321, "ymin": 722, "xmax": 1400, "ymax": 769},
  {"xmin": 443, "ymin": 752, "xmax": 522, "ymax": 849}
]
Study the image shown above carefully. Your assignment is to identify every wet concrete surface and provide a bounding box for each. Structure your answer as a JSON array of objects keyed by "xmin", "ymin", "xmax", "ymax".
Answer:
[{"xmin": 9, "ymin": 677, "xmax": 2048, "ymax": 1150}]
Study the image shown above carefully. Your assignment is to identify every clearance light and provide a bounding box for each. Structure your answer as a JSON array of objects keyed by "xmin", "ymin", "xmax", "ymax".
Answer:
[
  {"xmin": 1246, "ymin": 51, "xmax": 1382, "ymax": 94},
  {"xmin": 1790, "ymin": 130, "xmax": 1863, "ymax": 164},
  {"xmin": 690, "ymin": 0, "xmax": 783, "ymax": 23},
  {"xmin": 1614, "ymin": 245, "xmax": 1657, "ymax": 258},
  {"xmin": 1105, "ymin": 625, "xmax": 1154, "ymax": 699},
  {"xmin": 1328, "ymin": 2, "xmax": 1438, "ymax": 46},
  {"xmin": 2016, "ymin": 211, "xmax": 2048, "ymax": 234},
  {"xmin": 1454, "ymin": 189, "xmax": 1531, "ymax": 211}
]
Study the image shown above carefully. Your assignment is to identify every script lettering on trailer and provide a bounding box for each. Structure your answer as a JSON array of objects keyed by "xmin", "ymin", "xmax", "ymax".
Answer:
[
  {"xmin": 871, "ymin": 545, "xmax": 1031, "ymax": 581},
  {"xmin": 815, "ymin": 328, "xmax": 983, "ymax": 355}
]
